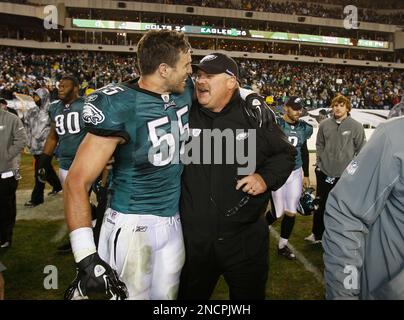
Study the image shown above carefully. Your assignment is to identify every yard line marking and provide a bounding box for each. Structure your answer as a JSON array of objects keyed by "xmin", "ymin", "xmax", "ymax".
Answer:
[{"xmin": 270, "ymin": 228, "xmax": 324, "ymax": 285}]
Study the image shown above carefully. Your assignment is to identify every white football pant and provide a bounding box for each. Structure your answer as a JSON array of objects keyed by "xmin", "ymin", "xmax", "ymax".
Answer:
[
  {"xmin": 271, "ymin": 167, "xmax": 303, "ymax": 218},
  {"xmin": 98, "ymin": 208, "xmax": 185, "ymax": 300},
  {"xmin": 59, "ymin": 168, "xmax": 68, "ymax": 187}
]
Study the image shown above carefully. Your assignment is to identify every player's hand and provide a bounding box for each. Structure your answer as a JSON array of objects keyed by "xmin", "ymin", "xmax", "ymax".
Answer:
[
  {"xmin": 243, "ymin": 93, "xmax": 277, "ymax": 130},
  {"xmin": 37, "ymin": 153, "xmax": 52, "ymax": 183},
  {"xmin": 64, "ymin": 252, "xmax": 128, "ymax": 300},
  {"xmin": 303, "ymin": 176, "xmax": 310, "ymax": 189},
  {"xmin": 236, "ymin": 173, "xmax": 267, "ymax": 196}
]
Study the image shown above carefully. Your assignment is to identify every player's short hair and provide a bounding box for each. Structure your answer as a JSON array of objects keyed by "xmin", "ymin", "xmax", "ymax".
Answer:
[
  {"xmin": 137, "ymin": 30, "xmax": 191, "ymax": 76},
  {"xmin": 331, "ymin": 94, "xmax": 351, "ymax": 112},
  {"xmin": 60, "ymin": 75, "xmax": 79, "ymax": 88}
]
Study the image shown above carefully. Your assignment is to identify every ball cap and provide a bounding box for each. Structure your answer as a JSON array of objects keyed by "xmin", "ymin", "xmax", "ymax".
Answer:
[
  {"xmin": 286, "ymin": 96, "xmax": 304, "ymax": 110},
  {"xmin": 192, "ymin": 53, "xmax": 239, "ymax": 80}
]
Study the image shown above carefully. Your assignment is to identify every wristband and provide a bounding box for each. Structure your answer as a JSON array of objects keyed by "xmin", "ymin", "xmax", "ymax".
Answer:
[{"xmin": 70, "ymin": 227, "xmax": 96, "ymax": 263}]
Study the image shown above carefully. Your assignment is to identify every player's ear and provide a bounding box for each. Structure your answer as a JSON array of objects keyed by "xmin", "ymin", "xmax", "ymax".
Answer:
[
  {"xmin": 226, "ymin": 76, "xmax": 237, "ymax": 90},
  {"xmin": 158, "ymin": 63, "xmax": 170, "ymax": 79}
]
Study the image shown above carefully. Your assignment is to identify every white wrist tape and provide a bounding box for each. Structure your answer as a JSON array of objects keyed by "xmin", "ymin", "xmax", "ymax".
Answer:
[{"xmin": 70, "ymin": 227, "xmax": 96, "ymax": 263}]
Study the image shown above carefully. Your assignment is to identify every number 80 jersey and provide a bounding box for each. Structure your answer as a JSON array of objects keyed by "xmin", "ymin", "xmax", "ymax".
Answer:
[
  {"xmin": 48, "ymin": 97, "xmax": 87, "ymax": 170},
  {"xmin": 83, "ymin": 78, "xmax": 193, "ymax": 217}
]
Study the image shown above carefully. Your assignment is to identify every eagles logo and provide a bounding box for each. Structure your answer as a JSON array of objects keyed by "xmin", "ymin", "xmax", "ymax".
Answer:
[
  {"xmin": 200, "ymin": 54, "xmax": 217, "ymax": 63},
  {"xmin": 83, "ymin": 103, "xmax": 105, "ymax": 125},
  {"xmin": 85, "ymin": 94, "xmax": 99, "ymax": 103}
]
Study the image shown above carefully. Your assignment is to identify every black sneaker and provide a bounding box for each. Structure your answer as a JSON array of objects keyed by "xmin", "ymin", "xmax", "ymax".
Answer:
[
  {"xmin": 278, "ymin": 246, "xmax": 296, "ymax": 260},
  {"xmin": 57, "ymin": 242, "xmax": 72, "ymax": 254},
  {"xmin": 24, "ymin": 200, "xmax": 43, "ymax": 208}
]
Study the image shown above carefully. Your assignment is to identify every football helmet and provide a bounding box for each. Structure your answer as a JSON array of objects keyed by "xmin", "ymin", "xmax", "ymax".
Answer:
[{"xmin": 297, "ymin": 187, "xmax": 319, "ymax": 216}]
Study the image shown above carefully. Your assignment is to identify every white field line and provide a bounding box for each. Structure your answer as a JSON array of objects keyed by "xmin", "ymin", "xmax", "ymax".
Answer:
[{"xmin": 270, "ymin": 228, "xmax": 324, "ymax": 285}]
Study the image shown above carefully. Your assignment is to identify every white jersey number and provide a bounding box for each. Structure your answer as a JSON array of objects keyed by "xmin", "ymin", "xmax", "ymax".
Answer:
[
  {"xmin": 147, "ymin": 106, "xmax": 189, "ymax": 166},
  {"xmin": 288, "ymin": 136, "xmax": 299, "ymax": 147},
  {"xmin": 101, "ymin": 86, "xmax": 125, "ymax": 96},
  {"xmin": 55, "ymin": 112, "xmax": 80, "ymax": 135}
]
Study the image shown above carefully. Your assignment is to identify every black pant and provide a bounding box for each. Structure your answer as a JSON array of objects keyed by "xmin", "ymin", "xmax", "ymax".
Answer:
[
  {"xmin": 312, "ymin": 168, "xmax": 339, "ymax": 240},
  {"xmin": 30, "ymin": 155, "xmax": 62, "ymax": 204},
  {"xmin": 0, "ymin": 176, "xmax": 18, "ymax": 244},
  {"xmin": 178, "ymin": 216, "xmax": 269, "ymax": 300}
]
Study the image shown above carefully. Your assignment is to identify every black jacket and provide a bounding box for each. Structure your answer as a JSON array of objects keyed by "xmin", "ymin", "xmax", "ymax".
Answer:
[{"xmin": 180, "ymin": 92, "xmax": 296, "ymax": 241}]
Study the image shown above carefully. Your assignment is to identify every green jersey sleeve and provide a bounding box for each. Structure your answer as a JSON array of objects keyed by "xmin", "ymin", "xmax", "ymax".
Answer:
[{"xmin": 82, "ymin": 85, "xmax": 133, "ymax": 143}]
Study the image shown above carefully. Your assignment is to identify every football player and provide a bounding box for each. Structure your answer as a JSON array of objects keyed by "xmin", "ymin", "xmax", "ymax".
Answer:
[
  {"xmin": 39, "ymin": 76, "xmax": 106, "ymax": 253},
  {"xmin": 266, "ymin": 96, "xmax": 313, "ymax": 259},
  {"xmin": 63, "ymin": 29, "xmax": 275, "ymax": 300},
  {"xmin": 38, "ymin": 76, "xmax": 86, "ymax": 186}
]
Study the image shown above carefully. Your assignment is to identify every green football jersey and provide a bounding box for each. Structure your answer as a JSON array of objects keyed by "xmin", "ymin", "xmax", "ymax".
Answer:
[
  {"xmin": 277, "ymin": 117, "xmax": 313, "ymax": 170},
  {"xmin": 83, "ymin": 78, "xmax": 193, "ymax": 216},
  {"xmin": 48, "ymin": 98, "xmax": 87, "ymax": 170}
]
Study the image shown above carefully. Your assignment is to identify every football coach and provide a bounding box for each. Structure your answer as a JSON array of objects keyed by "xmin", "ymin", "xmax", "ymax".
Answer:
[{"xmin": 178, "ymin": 53, "xmax": 296, "ymax": 300}]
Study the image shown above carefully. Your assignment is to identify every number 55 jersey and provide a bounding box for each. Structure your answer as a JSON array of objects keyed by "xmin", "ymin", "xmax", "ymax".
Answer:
[
  {"xmin": 48, "ymin": 97, "xmax": 87, "ymax": 170},
  {"xmin": 83, "ymin": 79, "xmax": 193, "ymax": 217}
]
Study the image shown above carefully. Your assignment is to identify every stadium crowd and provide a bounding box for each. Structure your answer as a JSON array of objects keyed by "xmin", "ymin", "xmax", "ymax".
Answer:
[
  {"xmin": 2, "ymin": 0, "xmax": 404, "ymax": 25},
  {"xmin": 0, "ymin": 48, "xmax": 139, "ymax": 100},
  {"xmin": 239, "ymin": 59, "xmax": 404, "ymax": 110},
  {"xmin": 0, "ymin": 47, "xmax": 402, "ymax": 110},
  {"xmin": 126, "ymin": 0, "xmax": 404, "ymax": 25}
]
